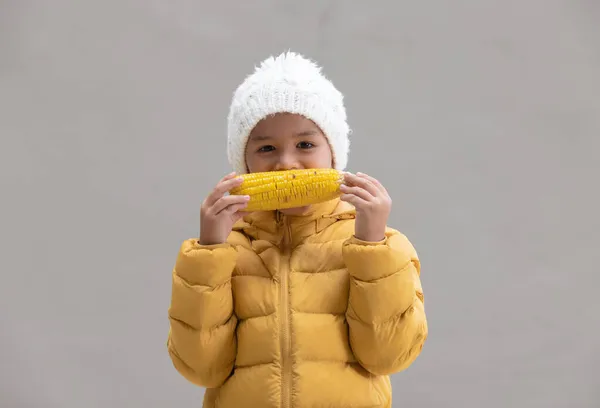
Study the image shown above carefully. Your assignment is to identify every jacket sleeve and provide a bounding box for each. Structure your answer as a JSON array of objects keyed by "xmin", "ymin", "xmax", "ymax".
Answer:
[
  {"xmin": 166, "ymin": 237, "xmax": 238, "ymax": 388},
  {"xmin": 342, "ymin": 228, "xmax": 428, "ymax": 376}
]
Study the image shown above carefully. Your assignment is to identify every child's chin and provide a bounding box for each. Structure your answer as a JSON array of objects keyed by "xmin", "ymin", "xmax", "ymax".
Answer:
[{"xmin": 279, "ymin": 206, "xmax": 311, "ymax": 215}]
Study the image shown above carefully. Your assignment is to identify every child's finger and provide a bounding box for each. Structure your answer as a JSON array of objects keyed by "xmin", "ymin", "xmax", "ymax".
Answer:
[
  {"xmin": 220, "ymin": 171, "xmax": 237, "ymax": 182},
  {"xmin": 356, "ymin": 172, "xmax": 388, "ymax": 195},
  {"xmin": 340, "ymin": 193, "xmax": 369, "ymax": 208},
  {"xmin": 205, "ymin": 176, "xmax": 244, "ymax": 207},
  {"xmin": 340, "ymin": 184, "xmax": 373, "ymax": 202},
  {"xmin": 343, "ymin": 172, "xmax": 379, "ymax": 197},
  {"xmin": 212, "ymin": 194, "xmax": 250, "ymax": 215},
  {"xmin": 231, "ymin": 208, "xmax": 251, "ymax": 223},
  {"xmin": 224, "ymin": 202, "xmax": 250, "ymax": 217}
]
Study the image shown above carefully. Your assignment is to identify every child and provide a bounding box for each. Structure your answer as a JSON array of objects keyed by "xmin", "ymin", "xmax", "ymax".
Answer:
[{"xmin": 166, "ymin": 51, "xmax": 427, "ymax": 408}]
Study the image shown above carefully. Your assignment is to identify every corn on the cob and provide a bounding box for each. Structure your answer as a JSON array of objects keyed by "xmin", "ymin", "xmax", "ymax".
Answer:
[{"xmin": 229, "ymin": 168, "xmax": 344, "ymax": 211}]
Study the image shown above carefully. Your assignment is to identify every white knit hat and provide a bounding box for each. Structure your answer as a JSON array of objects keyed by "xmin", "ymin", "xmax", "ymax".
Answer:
[{"xmin": 226, "ymin": 51, "xmax": 351, "ymax": 175}]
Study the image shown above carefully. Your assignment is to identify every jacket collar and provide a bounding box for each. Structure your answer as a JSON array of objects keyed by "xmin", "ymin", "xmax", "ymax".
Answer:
[{"xmin": 232, "ymin": 198, "xmax": 356, "ymax": 247}]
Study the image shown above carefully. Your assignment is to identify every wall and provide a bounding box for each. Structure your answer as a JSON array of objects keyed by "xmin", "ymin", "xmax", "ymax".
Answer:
[{"xmin": 1, "ymin": 1, "xmax": 599, "ymax": 407}]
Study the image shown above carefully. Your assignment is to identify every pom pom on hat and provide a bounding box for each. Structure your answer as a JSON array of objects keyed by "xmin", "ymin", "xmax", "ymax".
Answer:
[{"xmin": 226, "ymin": 51, "xmax": 351, "ymax": 175}]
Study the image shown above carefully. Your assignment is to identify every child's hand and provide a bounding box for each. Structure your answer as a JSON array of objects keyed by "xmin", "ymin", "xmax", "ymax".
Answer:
[
  {"xmin": 340, "ymin": 172, "xmax": 391, "ymax": 242},
  {"xmin": 199, "ymin": 172, "xmax": 251, "ymax": 245}
]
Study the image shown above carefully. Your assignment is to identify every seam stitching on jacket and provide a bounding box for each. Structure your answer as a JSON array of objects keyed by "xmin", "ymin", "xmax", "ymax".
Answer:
[
  {"xmin": 174, "ymin": 272, "xmax": 231, "ymax": 291},
  {"xmin": 293, "ymin": 267, "xmax": 347, "ymax": 274},
  {"xmin": 169, "ymin": 313, "xmax": 236, "ymax": 333},
  {"xmin": 347, "ymin": 297, "xmax": 420, "ymax": 328},
  {"xmin": 237, "ymin": 311, "xmax": 276, "ymax": 321},
  {"xmin": 350, "ymin": 259, "xmax": 413, "ymax": 283}
]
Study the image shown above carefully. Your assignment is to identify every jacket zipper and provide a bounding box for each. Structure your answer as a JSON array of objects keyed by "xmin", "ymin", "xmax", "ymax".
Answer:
[{"xmin": 279, "ymin": 213, "xmax": 292, "ymax": 408}]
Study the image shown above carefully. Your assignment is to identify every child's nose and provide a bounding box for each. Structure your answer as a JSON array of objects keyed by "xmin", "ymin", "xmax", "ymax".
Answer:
[{"xmin": 273, "ymin": 155, "xmax": 300, "ymax": 171}]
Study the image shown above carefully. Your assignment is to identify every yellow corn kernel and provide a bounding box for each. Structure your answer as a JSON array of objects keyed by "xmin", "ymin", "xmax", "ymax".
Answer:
[{"xmin": 229, "ymin": 168, "xmax": 344, "ymax": 211}]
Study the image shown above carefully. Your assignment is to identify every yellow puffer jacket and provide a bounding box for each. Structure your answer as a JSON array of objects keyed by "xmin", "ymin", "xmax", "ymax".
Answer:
[{"xmin": 167, "ymin": 198, "xmax": 427, "ymax": 408}]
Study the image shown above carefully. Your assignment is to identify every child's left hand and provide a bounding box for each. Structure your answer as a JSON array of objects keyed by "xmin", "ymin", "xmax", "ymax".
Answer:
[{"xmin": 340, "ymin": 172, "xmax": 392, "ymax": 242}]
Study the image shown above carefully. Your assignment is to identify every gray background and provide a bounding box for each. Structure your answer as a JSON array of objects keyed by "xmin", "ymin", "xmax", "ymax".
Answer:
[{"xmin": 1, "ymin": 1, "xmax": 599, "ymax": 407}]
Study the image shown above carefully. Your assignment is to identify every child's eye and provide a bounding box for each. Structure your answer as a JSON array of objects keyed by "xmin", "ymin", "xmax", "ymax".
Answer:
[
  {"xmin": 297, "ymin": 141, "xmax": 314, "ymax": 149},
  {"xmin": 258, "ymin": 145, "xmax": 275, "ymax": 152}
]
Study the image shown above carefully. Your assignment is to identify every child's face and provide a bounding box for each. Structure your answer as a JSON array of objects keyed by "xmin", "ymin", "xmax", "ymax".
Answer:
[{"xmin": 245, "ymin": 112, "xmax": 334, "ymax": 215}]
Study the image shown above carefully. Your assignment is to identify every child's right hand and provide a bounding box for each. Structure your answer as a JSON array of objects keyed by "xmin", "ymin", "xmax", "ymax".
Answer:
[{"xmin": 198, "ymin": 172, "xmax": 250, "ymax": 245}]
